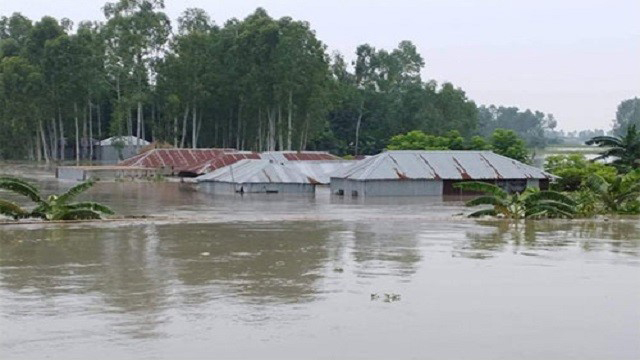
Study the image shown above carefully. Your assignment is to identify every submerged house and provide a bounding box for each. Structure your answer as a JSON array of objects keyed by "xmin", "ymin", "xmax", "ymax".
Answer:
[
  {"xmin": 97, "ymin": 136, "xmax": 150, "ymax": 163},
  {"xmin": 283, "ymin": 160, "xmax": 355, "ymax": 184},
  {"xmin": 119, "ymin": 148, "xmax": 232, "ymax": 174},
  {"xmin": 196, "ymin": 159, "xmax": 318, "ymax": 194},
  {"xmin": 330, "ymin": 150, "xmax": 554, "ymax": 197}
]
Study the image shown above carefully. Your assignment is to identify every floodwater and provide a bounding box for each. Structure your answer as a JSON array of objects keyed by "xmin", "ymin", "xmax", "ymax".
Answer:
[{"xmin": 1, "ymin": 168, "xmax": 639, "ymax": 359}]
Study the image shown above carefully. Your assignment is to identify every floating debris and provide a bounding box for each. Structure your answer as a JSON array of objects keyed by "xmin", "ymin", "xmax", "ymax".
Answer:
[
  {"xmin": 383, "ymin": 293, "xmax": 401, "ymax": 302},
  {"xmin": 200, "ymin": 252, "xmax": 210, "ymax": 256}
]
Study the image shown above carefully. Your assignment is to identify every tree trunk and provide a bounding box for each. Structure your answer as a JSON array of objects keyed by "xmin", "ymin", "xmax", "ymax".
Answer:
[
  {"xmin": 191, "ymin": 103, "xmax": 197, "ymax": 149},
  {"xmin": 173, "ymin": 116, "xmax": 178, "ymax": 147},
  {"xmin": 355, "ymin": 99, "xmax": 364, "ymax": 156},
  {"xmin": 136, "ymin": 101, "xmax": 142, "ymax": 148},
  {"xmin": 141, "ymin": 105, "xmax": 146, "ymax": 145},
  {"xmin": 89, "ymin": 100, "xmax": 94, "ymax": 164},
  {"xmin": 82, "ymin": 103, "xmax": 88, "ymax": 160},
  {"xmin": 214, "ymin": 120, "xmax": 219, "ymax": 148},
  {"xmin": 97, "ymin": 103, "xmax": 102, "ymax": 139},
  {"xmin": 59, "ymin": 109, "xmax": 65, "ymax": 162},
  {"xmin": 227, "ymin": 108, "xmax": 233, "ymax": 149},
  {"xmin": 258, "ymin": 108, "xmax": 263, "ymax": 151},
  {"xmin": 278, "ymin": 105, "xmax": 283, "ymax": 151},
  {"xmin": 180, "ymin": 105, "xmax": 189, "ymax": 148},
  {"xmin": 196, "ymin": 111, "xmax": 203, "ymax": 148},
  {"xmin": 236, "ymin": 102, "xmax": 242, "ymax": 149},
  {"xmin": 51, "ymin": 117, "xmax": 58, "ymax": 161},
  {"xmin": 150, "ymin": 104, "xmax": 155, "ymax": 143},
  {"xmin": 267, "ymin": 107, "xmax": 276, "ymax": 151},
  {"xmin": 39, "ymin": 120, "xmax": 50, "ymax": 165},
  {"xmin": 287, "ymin": 90, "xmax": 293, "ymax": 150},
  {"xmin": 35, "ymin": 133, "xmax": 41, "ymax": 163},
  {"xmin": 74, "ymin": 103, "xmax": 80, "ymax": 166}
]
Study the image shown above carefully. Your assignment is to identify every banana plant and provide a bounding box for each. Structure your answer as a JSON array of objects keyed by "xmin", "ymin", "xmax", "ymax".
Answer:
[
  {"xmin": 454, "ymin": 182, "xmax": 576, "ymax": 219},
  {"xmin": 585, "ymin": 174, "xmax": 640, "ymax": 213},
  {"xmin": 0, "ymin": 177, "xmax": 114, "ymax": 221}
]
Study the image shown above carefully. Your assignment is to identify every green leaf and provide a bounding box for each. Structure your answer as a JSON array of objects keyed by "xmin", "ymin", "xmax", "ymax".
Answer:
[
  {"xmin": 57, "ymin": 179, "xmax": 95, "ymax": 205},
  {"xmin": 0, "ymin": 177, "xmax": 42, "ymax": 203},
  {"xmin": 525, "ymin": 190, "xmax": 576, "ymax": 207},
  {"xmin": 467, "ymin": 209, "xmax": 498, "ymax": 218},
  {"xmin": 65, "ymin": 202, "xmax": 114, "ymax": 215},
  {"xmin": 0, "ymin": 199, "xmax": 30, "ymax": 220},
  {"xmin": 52, "ymin": 209, "xmax": 102, "ymax": 221},
  {"xmin": 466, "ymin": 195, "xmax": 506, "ymax": 207},
  {"xmin": 453, "ymin": 181, "xmax": 508, "ymax": 199}
]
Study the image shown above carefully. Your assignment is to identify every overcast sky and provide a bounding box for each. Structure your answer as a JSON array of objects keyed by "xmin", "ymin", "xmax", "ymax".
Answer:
[{"xmin": 2, "ymin": 0, "xmax": 639, "ymax": 131}]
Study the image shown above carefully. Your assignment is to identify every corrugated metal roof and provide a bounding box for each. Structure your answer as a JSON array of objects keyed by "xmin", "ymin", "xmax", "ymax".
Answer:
[
  {"xmin": 119, "ymin": 148, "xmax": 233, "ymax": 171},
  {"xmin": 196, "ymin": 159, "xmax": 319, "ymax": 184},
  {"xmin": 332, "ymin": 151, "xmax": 554, "ymax": 181},
  {"xmin": 98, "ymin": 136, "xmax": 150, "ymax": 146},
  {"xmin": 284, "ymin": 160, "xmax": 355, "ymax": 184},
  {"xmin": 184, "ymin": 152, "xmax": 261, "ymax": 175},
  {"xmin": 261, "ymin": 151, "xmax": 341, "ymax": 162}
]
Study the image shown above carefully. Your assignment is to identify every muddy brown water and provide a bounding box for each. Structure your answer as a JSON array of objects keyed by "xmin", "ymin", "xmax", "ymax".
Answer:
[{"xmin": 1, "ymin": 166, "xmax": 639, "ymax": 359}]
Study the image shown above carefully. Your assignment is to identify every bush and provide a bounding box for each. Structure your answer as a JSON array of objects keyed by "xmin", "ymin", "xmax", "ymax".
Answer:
[{"xmin": 545, "ymin": 154, "xmax": 617, "ymax": 191}]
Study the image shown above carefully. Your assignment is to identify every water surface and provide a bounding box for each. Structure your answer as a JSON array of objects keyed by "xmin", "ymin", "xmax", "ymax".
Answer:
[{"xmin": 0, "ymin": 170, "xmax": 639, "ymax": 359}]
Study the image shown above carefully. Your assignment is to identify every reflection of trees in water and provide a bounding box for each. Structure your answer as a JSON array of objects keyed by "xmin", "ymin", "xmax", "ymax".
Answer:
[
  {"xmin": 349, "ymin": 221, "xmax": 421, "ymax": 278},
  {"xmin": 160, "ymin": 222, "xmax": 332, "ymax": 305},
  {"xmin": 97, "ymin": 224, "xmax": 176, "ymax": 338},
  {"xmin": 0, "ymin": 224, "xmax": 177, "ymax": 339},
  {"xmin": 0, "ymin": 227, "xmax": 104, "ymax": 295},
  {"xmin": 462, "ymin": 220, "xmax": 640, "ymax": 258}
]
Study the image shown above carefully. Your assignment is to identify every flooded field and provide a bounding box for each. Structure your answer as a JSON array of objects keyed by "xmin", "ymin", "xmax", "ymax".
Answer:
[{"xmin": 1, "ymin": 165, "xmax": 639, "ymax": 359}]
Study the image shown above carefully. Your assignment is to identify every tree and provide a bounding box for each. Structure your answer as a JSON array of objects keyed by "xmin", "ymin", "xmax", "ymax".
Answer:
[
  {"xmin": 103, "ymin": 0, "xmax": 171, "ymax": 147},
  {"xmin": 490, "ymin": 129, "xmax": 529, "ymax": 163},
  {"xmin": 612, "ymin": 98, "xmax": 640, "ymax": 136},
  {"xmin": 586, "ymin": 124, "xmax": 640, "ymax": 172},
  {"xmin": 454, "ymin": 182, "xmax": 576, "ymax": 219},
  {"xmin": 544, "ymin": 154, "xmax": 617, "ymax": 191},
  {"xmin": 0, "ymin": 177, "xmax": 114, "ymax": 220}
]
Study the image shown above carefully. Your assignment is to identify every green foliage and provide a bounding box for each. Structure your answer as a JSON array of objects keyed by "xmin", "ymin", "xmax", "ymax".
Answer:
[
  {"xmin": 612, "ymin": 97, "xmax": 640, "ymax": 137},
  {"xmin": 490, "ymin": 129, "xmax": 529, "ymax": 163},
  {"xmin": 586, "ymin": 124, "xmax": 640, "ymax": 172},
  {"xmin": 454, "ymin": 182, "xmax": 576, "ymax": 219},
  {"xmin": 386, "ymin": 129, "xmax": 530, "ymax": 162},
  {"xmin": 544, "ymin": 154, "xmax": 617, "ymax": 191},
  {"xmin": 0, "ymin": 176, "xmax": 113, "ymax": 221},
  {"xmin": 0, "ymin": 199, "xmax": 30, "ymax": 219},
  {"xmin": 0, "ymin": 5, "xmax": 564, "ymax": 160},
  {"xmin": 583, "ymin": 173, "xmax": 640, "ymax": 214},
  {"xmin": 477, "ymin": 105, "xmax": 557, "ymax": 148}
]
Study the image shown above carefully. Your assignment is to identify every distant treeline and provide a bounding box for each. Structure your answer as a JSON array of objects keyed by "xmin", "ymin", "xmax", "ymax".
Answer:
[{"xmin": 0, "ymin": 1, "xmax": 634, "ymax": 162}]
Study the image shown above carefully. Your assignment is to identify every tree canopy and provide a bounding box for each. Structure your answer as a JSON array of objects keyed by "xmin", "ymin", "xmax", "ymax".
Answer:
[{"xmin": 0, "ymin": 3, "xmax": 570, "ymax": 161}]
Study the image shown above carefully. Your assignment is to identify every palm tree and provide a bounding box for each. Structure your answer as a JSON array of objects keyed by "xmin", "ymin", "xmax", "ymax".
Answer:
[
  {"xmin": 454, "ymin": 182, "xmax": 576, "ymax": 219},
  {"xmin": 585, "ymin": 174, "xmax": 640, "ymax": 214},
  {"xmin": 586, "ymin": 124, "xmax": 640, "ymax": 171},
  {"xmin": 0, "ymin": 177, "xmax": 114, "ymax": 221}
]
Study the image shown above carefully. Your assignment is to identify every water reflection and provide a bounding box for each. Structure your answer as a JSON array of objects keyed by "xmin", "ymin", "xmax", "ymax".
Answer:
[
  {"xmin": 460, "ymin": 220, "xmax": 640, "ymax": 259},
  {"xmin": 348, "ymin": 221, "xmax": 421, "ymax": 278}
]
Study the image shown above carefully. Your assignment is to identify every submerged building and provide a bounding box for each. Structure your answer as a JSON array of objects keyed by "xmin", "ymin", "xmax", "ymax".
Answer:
[
  {"xmin": 119, "ymin": 148, "xmax": 232, "ymax": 174},
  {"xmin": 196, "ymin": 159, "xmax": 318, "ymax": 194},
  {"xmin": 96, "ymin": 136, "xmax": 150, "ymax": 163},
  {"xmin": 330, "ymin": 150, "xmax": 554, "ymax": 197}
]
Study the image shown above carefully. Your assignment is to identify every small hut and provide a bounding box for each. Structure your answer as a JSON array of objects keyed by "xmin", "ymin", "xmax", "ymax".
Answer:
[
  {"xmin": 330, "ymin": 150, "xmax": 554, "ymax": 197},
  {"xmin": 97, "ymin": 136, "xmax": 150, "ymax": 163},
  {"xmin": 196, "ymin": 159, "xmax": 318, "ymax": 194}
]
